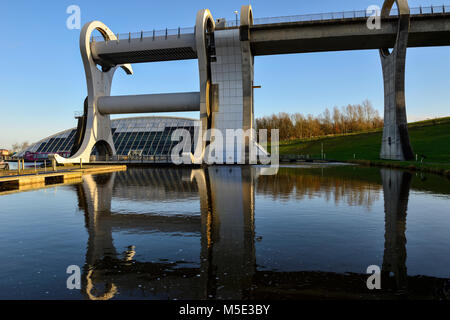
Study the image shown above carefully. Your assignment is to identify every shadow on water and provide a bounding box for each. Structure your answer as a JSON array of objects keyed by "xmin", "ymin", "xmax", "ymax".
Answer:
[{"xmin": 74, "ymin": 166, "xmax": 450, "ymax": 300}]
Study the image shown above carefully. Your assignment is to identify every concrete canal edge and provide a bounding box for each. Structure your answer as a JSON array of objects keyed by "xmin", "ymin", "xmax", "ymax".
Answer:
[{"xmin": 0, "ymin": 165, "xmax": 126, "ymax": 194}]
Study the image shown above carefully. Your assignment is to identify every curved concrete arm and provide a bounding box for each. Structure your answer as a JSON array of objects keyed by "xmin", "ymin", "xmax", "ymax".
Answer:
[
  {"xmin": 194, "ymin": 9, "xmax": 215, "ymax": 164},
  {"xmin": 381, "ymin": 0, "xmax": 410, "ymax": 17},
  {"xmin": 240, "ymin": 5, "xmax": 253, "ymax": 26},
  {"xmin": 119, "ymin": 64, "xmax": 133, "ymax": 75},
  {"xmin": 56, "ymin": 21, "xmax": 134, "ymax": 164},
  {"xmin": 240, "ymin": 5, "xmax": 253, "ymax": 41},
  {"xmin": 380, "ymin": 0, "xmax": 410, "ymax": 57},
  {"xmin": 80, "ymin": 21, "xmax": 133, "ymax": 84}
]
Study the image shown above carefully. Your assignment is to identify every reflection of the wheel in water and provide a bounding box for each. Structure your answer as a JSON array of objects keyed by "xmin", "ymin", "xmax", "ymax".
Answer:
[{"xmin": 85, "ymin": 269, "xmax": 118, "ymax": 300}]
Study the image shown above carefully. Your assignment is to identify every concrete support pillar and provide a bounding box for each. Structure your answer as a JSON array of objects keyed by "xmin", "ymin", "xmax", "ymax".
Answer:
[
  {"xmin": 54, "ymin": 22, "xmax": 133, "ymax": 164},
  {"xmin": 379, "ymin": 0, "xmax": 414, "ymax": 161}
]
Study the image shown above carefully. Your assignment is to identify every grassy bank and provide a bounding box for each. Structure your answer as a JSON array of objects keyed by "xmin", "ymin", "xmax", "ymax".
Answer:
[{"xmin": 275, "ymin": 117, "xmax": 450, "ymax": 175}]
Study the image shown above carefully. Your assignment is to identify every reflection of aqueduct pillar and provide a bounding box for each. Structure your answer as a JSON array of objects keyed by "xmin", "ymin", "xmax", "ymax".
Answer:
[
  {"xmin": 77, "ymin": 173, "xmax": 118, "ymax": 300},
  {"xmin": 379, "ymin": 0, "xmax": 414, "ymax": 161},
  {"xmin": 80, "ymin": 174, "xmax": 117, "ymax": 264},
  {"xmin": 198, "ymin": 166, "xmax": 256, "ymax": 299},
  {"xmin": 190, "ymin": 168, "xmax": 214, "ymax": 298},
  {"xmin": 381, "ymin": 169, "xmax": 412, "ymax": 291},
  {"xmin": 55, "ymin": 22, "xmax": 133, "ymax": 164}
]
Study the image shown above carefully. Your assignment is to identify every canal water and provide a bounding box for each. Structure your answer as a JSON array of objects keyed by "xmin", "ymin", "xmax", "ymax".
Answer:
[
  {"xmin": 6, "ymin": 161, "xmax": 17, "ymax": 170},
  {"xmin": 0, "ymin": 164, "xmax": 449, "ymax": 300},
  {"xmin": 6, "ymin": 161, "xmax": 41, "ymax": 170}
]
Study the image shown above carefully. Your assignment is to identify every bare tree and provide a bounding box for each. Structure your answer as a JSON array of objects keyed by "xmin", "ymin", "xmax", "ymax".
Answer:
[
  {"xmin": 11, "ymin": 141, "xmax": 30, "ymax": 153},
  {"xmin": 256, "ymin": 100, "xmax": 383, "ymax": 140}
]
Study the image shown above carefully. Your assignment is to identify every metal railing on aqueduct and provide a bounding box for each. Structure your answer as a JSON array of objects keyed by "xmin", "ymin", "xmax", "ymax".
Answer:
[{"xmin": 91, "ymin": 5, "xmax": 450, "ymax": 42}]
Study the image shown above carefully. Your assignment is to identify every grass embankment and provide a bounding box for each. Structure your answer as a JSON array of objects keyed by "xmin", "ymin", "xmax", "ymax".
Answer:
[{"xmin": 276, "ymin": 117, "xmax": 450, "ymax": 176}]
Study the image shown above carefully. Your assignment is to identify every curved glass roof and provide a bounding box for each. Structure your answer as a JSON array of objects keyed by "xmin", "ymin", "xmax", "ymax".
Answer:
[{"xmin": 20, "ymin": 116, "xmax": 199, "ymax": 158}]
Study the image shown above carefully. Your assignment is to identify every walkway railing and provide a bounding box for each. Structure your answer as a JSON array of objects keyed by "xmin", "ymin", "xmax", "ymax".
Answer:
[
  {"xmin": 91, "ymin": 5, "xmax": 450, "ymax": 42},
  {"xmin": 231, "ymin": 5, "xmax": 450, "ymax": 26},
  {"xmin": 91, "ymin": 27, "xmax": 195, "ymax": 43}
]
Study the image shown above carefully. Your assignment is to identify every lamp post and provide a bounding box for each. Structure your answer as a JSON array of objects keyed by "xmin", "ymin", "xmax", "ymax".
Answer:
[{"xmin": 234, "ymin": 10, "xmax": 239, "ymax": 26}]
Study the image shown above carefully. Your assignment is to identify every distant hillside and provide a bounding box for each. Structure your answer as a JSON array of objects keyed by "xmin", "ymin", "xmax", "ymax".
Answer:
[{"xmin": 277, "ymin": 117, "xmax": 450, "ymax": 164}]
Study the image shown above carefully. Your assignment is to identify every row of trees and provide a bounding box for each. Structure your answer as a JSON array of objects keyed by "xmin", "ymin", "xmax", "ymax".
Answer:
[{"xmin": 255, "ymin": 100, "xmax": 383, "ymax": 140}]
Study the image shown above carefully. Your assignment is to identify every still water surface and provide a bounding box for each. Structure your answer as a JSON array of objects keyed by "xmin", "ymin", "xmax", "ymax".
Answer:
[{"xmin": 0, "ymin": 165, "xmax": 449, "ymax": 299}]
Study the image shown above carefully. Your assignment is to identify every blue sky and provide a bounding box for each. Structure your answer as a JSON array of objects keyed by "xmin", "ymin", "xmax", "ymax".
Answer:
[{"xmin": 1, "ymin": 0, "xmax": 449, "ymax": 148}]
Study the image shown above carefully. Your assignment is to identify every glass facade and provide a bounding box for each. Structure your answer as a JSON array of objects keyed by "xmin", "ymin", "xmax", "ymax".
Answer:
[{"xmin": 21, "ymin": 117, "xmax": 198, "ymax": 157}]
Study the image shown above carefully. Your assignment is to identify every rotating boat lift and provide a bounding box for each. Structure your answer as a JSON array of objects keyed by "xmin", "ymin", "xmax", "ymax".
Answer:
[
  {"xmin": 55, "ymin": 5, "xmax": 256, "ymax": 165},
  {"xmin": 55, "ymin": 0, "xmax": 421, "ymax": 164}
]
